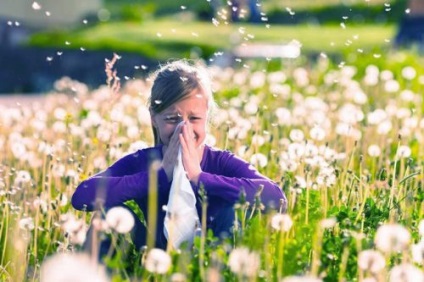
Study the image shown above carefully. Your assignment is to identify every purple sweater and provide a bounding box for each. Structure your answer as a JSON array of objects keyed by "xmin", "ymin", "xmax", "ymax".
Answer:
[{"xmin": 72, "ymin": 145, "xmax": 286, "ymax": 232}]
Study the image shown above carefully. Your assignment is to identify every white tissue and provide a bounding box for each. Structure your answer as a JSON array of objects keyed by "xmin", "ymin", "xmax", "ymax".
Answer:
[{"xmin": 163, "ymin": 134, "xmax": 199, "ymax": 248}]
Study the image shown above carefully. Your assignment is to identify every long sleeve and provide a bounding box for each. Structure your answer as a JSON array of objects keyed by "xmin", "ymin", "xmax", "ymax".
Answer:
[
  {"xmin": 71, "ymin": 147, "xmax": 170, "ymax": 211},
  {"xmin": 197, "ymin": 147, "xmax": 286, "ymax": 211}
]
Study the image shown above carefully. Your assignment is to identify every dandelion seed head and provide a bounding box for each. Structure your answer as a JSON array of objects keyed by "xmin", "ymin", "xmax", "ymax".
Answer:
[
  {"xmin": 228, "ymin": 247, "xmax": 260, "ymax": 277},
  {"xmin": 375, "ymin": 224, "xmax": 410, "ymax": 253},
  {"xmin": 271, "ymin": 213, "xmax": 293, "ymax": 231},
  {"xmin": 40, "ymin": 252, "xmax": 110, "ymax": 282},
  {"xmin": 358, "ymin": 250, "xmax": 385, "ymax": 273},
  {"xmin": 389, "ymin": 263, "xmax": 424, "ymax": 282},
  {"xmin": 105, "ymin": 206, "xmax": 135, "ymax": 233},
  {"xmin": 144, "ymin": 248, "xmax": 171, "ymax": 274}
]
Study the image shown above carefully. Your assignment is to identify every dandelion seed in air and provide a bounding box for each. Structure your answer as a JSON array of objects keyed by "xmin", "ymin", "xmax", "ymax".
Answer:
[
  {"xmin": 157, "ymin": 32, "xmax": 162, "ymax": 38},
  {"xmin": 45, "ymin": 11, "xmax": 51, "ymax": 16},
  {"xmin": 180, "ymin": 5, "xmax": 186, "ymax": 10},
  {"xmin": 80, "ymin": 47, "xmax": 85, "ymax": 51},
  {"xmin": 15, "ymin": 21, "xmax": 20, "ymax": 26},
  {"xmin": 405, "ymin": 9, "xmax": 411, "ymax": 14},
  {"xmin": 32, "ymin": 1, "xmax": 41, "ymax": 10},
  {"xmin": 7, "ymin": 21, "xmax": 12, "ymax": 26},
  {"xmin": 340, "ymin": 22, "xmax": 346, "ymax": 29},
  {"xmin": 83, "ymin": 19, "xmax": 88, "ymax": 24},
  {"xmin": 46, "ymin": 56, "xmax": 53, "ymax": 62},
  {"xmin": 65, "ymin": 41, "xmax": 71, "ymax": 45}
]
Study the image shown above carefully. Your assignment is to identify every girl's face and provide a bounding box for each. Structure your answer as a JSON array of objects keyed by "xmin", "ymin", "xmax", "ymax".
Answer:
[{"xmin": 152, "ymin": 88, "xmax": 209, "ymax": 148}]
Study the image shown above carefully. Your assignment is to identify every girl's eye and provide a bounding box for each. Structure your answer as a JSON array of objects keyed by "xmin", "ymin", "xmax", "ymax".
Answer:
[
  {"xmin": 190, "ymin": 117, "xmax": 201, "ymax": 121},
  {"xmin": 164, "ymin": 116, "xmax": 180, "ymax": 123}
]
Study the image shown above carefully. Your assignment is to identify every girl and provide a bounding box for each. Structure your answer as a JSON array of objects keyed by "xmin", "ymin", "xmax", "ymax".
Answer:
[{"xmin": 71, "ymin": 59, "xmax": 286, "ymax": 251}]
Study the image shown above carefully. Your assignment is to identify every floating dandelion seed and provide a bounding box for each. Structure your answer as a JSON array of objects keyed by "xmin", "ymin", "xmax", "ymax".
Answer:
[
  {"xmin": 405, "ymin": 8, "xmax": 410, "ymax": 14},
  {"xmin": 83, "ymin": 19, "xmax": 88, "ymax": 24},
  {"xmin": 15, "ymin": 21, "xmax": 20, "ymax": 26},
  {"xmin": 45, "ymin": 11, "xmax": 51, "ymax": 16},
  {"xmin": 32, "ymin": 1, "xmax": 41, "ymax": 10},
  {"xmin": 212, "ymin": 18, "xmax": 219, "ymax": 26},
  {"xmin": 157, "ymin": 33, "xmax": 162, "ymax": 37},
  {"xmin": 180, "ymin": 5, "xmax": 186, "ymax": 10},
  {"xmin": 80, "ymin": 47, "xmax": 85, "ymax": 51},
  {"xmin": 340, "ymin": 23, "xmax": 346, "ymax": 29},
  {"xmin": 65, "ymin": 41, "xmax": 71, "ymax": 45},
  {"xmin": 46, "ymin": 57, "xmax": 53, "ymax": 62},
  {"xmin": 154, "ymin": 100, "xmax": 162, "ymax": 104},
  {"xmin": 7, "ymin": 21, "xmax": 12, "ymax": 26},
  {"xmin": 191, "ymin": 32, "xmax": 199, "ymax": 37},
  {"xmin": 373, "ymin": 54, "xmax": 381, "ymax": 58},
  {"xmin": 57, "ymin": 51, "xmax": 63, "ymax": 56}
]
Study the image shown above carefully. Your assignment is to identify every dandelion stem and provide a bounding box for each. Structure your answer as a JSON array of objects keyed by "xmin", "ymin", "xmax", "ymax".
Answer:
[{"xmin": 147, "ymin": 161, "xmax": 159, "ymax": 250}]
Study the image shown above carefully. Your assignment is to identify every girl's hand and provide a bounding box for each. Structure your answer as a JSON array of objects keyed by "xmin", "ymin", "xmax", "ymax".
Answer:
[
  {"xmin": 179, "ymin": 122, "xmax": 203, "ymax": 185},
  {"xmin": 161, "ymin": 123, "xmax": 183, "ymax": 181}
]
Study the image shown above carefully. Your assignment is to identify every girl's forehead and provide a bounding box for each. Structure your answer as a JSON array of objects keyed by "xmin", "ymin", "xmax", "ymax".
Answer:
[{"xmin": 161, "ymin": 94, "xmax": 208, "ymax": 114}]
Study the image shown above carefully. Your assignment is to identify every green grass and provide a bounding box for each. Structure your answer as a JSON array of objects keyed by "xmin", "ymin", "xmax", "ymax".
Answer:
[{"xmin": 29, "ymin": 19, "xmax": 395, "ymax": 60}]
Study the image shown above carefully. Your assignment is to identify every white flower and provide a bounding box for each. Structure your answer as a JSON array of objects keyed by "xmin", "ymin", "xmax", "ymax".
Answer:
[
  {"xmin": 412, "ymin": 240, "xmax": 424, "ymax": 265},
  {"xmin": 228, "ymin": 247, "xmax": 260, "ymax": 278},
  {"xmin": 367, "ymin": 145, "xmax": 381, "ymax": 157},
  {"xmin": 144, "ymin": 248, "xmax": 171, "ymax": 274},
  {"xmin": 401, "ymin": 66, "xmax": 417, "ymax": 80},
  {"xmin": 289, "ymin": 129, "xmax": 305, "ymax": 142},
  {"xmin": 40, "ymin": 252, "xmax": 110, "ymax": 282},
  {"xmin": 14, "ymin": 170, "xmax": 31, "ymax": 185},
  {"xmin": 271, "ymin": 213, "xmax": 293, "ymax": 231},
  {"xmin": 376, "ymin": 120, "xmax": 392, "ymax": 135},
  {"xmin": 105, "ymin": 207, "xmax": 135, "ymax": 234},
  {"xmin": 389, "ymin": 263, "xmax": 424, "ymax": 282},
  {"xmin": 320, "ymin": 218, "xmax": 337, "ymax": 229},
  {"xmin": 250, "ymin": 153, "xmax": 268, "ymax": 168},
  {"xmin": 282, "ymin": 276, "xmax": 322, "ymax": 282},
  {"xmin": 357, "ymin": 250, "xmax": 385, "ymax": 273},
  {"xmin": 375, "ymin": 224, "xmax": 410, "ymax": 253},
  {"xmin": 384, "ymin": 80, "xmax": 400, "ymax": 93},
  {"xmin": 419, "ymin": 220, "xmax": 424, "ymax": 236},
  {"xmin": 310, "ymin": 126, "xmax": 326, "ymax": 141},
  {"xmin": 396, "ymin": 145, "xmax": 411, "ymax": 158},
  {"xmin": 19, "ymin": 217, "xmax": 35, "ymax": 231}
]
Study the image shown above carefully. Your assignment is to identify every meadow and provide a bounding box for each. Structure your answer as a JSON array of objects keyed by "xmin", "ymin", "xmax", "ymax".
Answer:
[{"xmin": 0, "ymin": 46, "xmax": 423, "ymax": 281}]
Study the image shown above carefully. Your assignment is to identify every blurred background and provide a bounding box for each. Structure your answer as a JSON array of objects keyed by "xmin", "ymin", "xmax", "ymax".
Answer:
[{"xmin": 0, "ymin": 0, "xmax": 421, "ymax": 94}]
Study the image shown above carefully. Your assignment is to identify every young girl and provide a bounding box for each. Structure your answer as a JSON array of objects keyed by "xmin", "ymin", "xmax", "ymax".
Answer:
[{"xmin": 71, "ymin": 59, "xmax": 286, "ymax": 251}]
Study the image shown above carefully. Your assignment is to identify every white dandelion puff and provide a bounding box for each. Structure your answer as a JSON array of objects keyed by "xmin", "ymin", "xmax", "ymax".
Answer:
[
  {"xmin": 367, "ymin": 145, "xmax": 381, "ymax": 157},
  {"xmin": 271, "ymin": 213, "xmax": 293, "ymax": 232},
  {"xmin": 374, "ymin": 224, "xmax": 410, "ymax": 253},
  {"xmin": 357, "ymin": 250, "xmax": 385, "ymax": 274},
  {"xmin": 105, "ymin": 207, "xmax": 135, "ymax": 234},
  {"xmin": 40, "ymin": 252, "xmax": 110, "ymax": 282},
  {"xmin": 144, "ymin": 248, "xmax": 172, "ymax": 274},
  {"xmin": 228, "ymin": 247, "xmax": 260, "ymax": 278}
]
